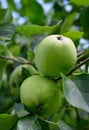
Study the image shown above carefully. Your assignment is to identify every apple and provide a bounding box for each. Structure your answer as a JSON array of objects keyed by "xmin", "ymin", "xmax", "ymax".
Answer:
[
  {"xmin": 35, "ymin": 35, "xmax": 77, "ymax": 78},
  {"xmin": 20, "ymin": 75, "xmax": 60, "ymax": 118},
  {"xmin": 9, "ymin": 64, "xmax": 38, "ymax": 96}
]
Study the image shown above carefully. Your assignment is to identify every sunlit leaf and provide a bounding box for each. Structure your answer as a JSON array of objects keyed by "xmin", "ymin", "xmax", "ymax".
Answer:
[
  {"xmin": 16, "ymin": 21, "xmax": 62, "ymax": 37},
  {"xmin": 70, "ymin": 0, "xmax": 89, "ymax": 5},
  {"xmin": 43, "ymin": 0, "xmax": 51, "ymax": 3},
  {"xmin": 20, "ymin": 0, "xmax": 45, "ymax": 25},
  {"xmin": 0, "ymin": 114, "xmax": 18, "ymax": 130},
  {"xmin": 60, "ymin": 12, "xmax": 76, "ymax": 33},
  {"xmin": 62, "ymin": 31, "xmax": 83, "ymax": 41}
]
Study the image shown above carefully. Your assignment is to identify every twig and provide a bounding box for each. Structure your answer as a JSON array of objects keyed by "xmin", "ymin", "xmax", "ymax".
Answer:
[
  {"xmin": 75, "ymin": 108, "xmax": 80, "ymax": 121},
  {"xmin": 0, "ymin": 55, "xmax": 34, "ymax": 65},
  {"xmin": 67, "ymin": 56, "xmax": 89, "ymax": 76},
  {"xmin": 77, "ymin": 50, "xmax": 85, "ymax": 57},
  {"xmin": 54, "ymin": 56, "xmax": 89, "ymax": 81}
]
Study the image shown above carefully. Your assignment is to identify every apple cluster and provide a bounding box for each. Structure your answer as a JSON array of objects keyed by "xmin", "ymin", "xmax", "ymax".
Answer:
[{"xmin": 10, "ymin": 35, "xmax": 77, "ymax": 118}]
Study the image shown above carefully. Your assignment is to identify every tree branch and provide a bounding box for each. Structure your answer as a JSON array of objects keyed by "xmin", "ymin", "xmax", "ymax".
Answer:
[
  {"xmin": 0, "ymin": 55, "xmax": 34, "ymax": 65},
  {"xmin": 67, "ymin": 56, "xmax": 89, "ymax": 76}
]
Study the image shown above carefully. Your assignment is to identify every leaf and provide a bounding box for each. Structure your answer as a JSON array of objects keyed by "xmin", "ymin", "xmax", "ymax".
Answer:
[
  {"xmin": 43, "ymin": 0, "xmax": 51, "ymax": 3},
  {"xmin": 38, "ymin": 118, "xmax": 50, "ymax": 130},
  {"xmin": 70, "ymin": 0, "xmax": 89, "ymax": 5},
  {"xmin": 62, "ymin": 31, "xmax": 83, "ymax": 41},
  {"xmin": 12, "ymin": 103, "xmax": 29, "ymax": 118},
  {"xmin": 62, "ymin": 74, "xmax": 89, "ymax": 112},
  {"xmin": 79, "ymin": 6, "xmax": 89, "ymax": 32},
  {"xmin": 20, "ymin": 0, "xmax": 45, "ymax": 25},
  {"xmin": 0, "ymin": 44, "xmax": 9, "ymax": 82},
  {"xmin": 16, "ymin": 115, "xmax": 42, "ymax": 130},
  {"xmin": 0, "ymin": 23, "xmax": 16, "ymax": 41},
  {"xmin": 16, "ymin": 21, "xmax": 62, "ymax": 37},
  {"xmin": 0, "ymin": 114, "xmax": 18, "ymax": 130},
  {"xmin": 60, "ymin": 12, "xmax": 76, "ymax": 33},
  {"xmin": 57, "ymin": 120, "xmax": 74, "ymax": 130},
  {"xmin": 0, "ymin": 9, "xmax": 12, "ymax": 24}
]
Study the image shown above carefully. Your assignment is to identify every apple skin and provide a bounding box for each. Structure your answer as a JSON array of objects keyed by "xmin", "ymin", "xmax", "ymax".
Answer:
[
  {"xmin": 35, "ymin": 35, "xmax": 77, "ymax": 78},
  {"xmin": 9, "ymin": 64, "xmax": 38, "ymax": 96},
  {"xmin": 20, "ymin": 75, "xmax": 60, "ymax": 118}
]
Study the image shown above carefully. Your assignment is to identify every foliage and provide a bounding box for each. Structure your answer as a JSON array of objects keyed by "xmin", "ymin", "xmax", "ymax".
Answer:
[{"xmin": 0, "ymin": 0, "xmax": 89, "ymax": 130}]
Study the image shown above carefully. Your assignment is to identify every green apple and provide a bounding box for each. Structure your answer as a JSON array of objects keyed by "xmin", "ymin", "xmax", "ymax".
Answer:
[
  {"xmin": 20, "ymin": 75, "xmax": 60, "ymax": 118},
  {"xmin": 35, "ymin": 35, "xmax": 77, "ymax": 78},
  {"xmin": 9, "ymin": 64, "xmax": 38, "ymax": 96}
]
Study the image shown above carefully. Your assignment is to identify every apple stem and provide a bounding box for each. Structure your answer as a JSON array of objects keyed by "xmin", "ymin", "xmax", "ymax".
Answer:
[
  {"xmin": 40, "ymin": 118, "xmax": 58, "ymax": 126},
  {"xmin": 75, "ymin": 108, "xmax": 80, "ymax": 121}
]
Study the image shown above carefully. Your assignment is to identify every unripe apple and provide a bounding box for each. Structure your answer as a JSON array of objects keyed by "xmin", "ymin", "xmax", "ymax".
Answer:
[
  {"xmin": 20, "ymin": 75, "xmax": 60, "ymax": 118},
  {"xmin": 9, "ymin": 64, "xmax": 38, "ymax": 96},
  {"xmin": 35, "ymin": 35, "xmax": 77, "ymax": 78}
]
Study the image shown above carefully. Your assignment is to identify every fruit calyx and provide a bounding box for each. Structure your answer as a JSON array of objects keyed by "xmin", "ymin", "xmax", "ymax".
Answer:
[{"xmin": 57, "ymin": 35, "xmax": 62, "ymax": 40}]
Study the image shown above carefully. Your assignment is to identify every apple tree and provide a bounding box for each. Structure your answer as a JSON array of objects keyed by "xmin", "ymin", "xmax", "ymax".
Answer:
[{"xmin": 0, "ymin": 0, "xmax": 89, "ymax": 130}]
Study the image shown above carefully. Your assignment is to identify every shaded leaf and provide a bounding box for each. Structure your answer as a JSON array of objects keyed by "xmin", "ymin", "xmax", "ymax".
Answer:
[
  {"xmin": 38, "ymin": 118, "xmax": 50, "ymax": 130},
  {"xmin": 79, "ymin": 6, "xmax": 89, "ymax": 32},
  {"xmin": 58, "ymin": 120, "xmax": 74, "ymax": 130},
  {"xmin": 0, "ymin": 114, "xmax": 18, "ymax": 130},
  {"xmin": 16, "ymin": 21, "xmax": 62, "ymax": 37},
  {"xmin": 0, "ymin": 44, "xmax": 9, "ymax": 82},
  {"xmin": 62, "ymin": 74, "xmax": 89, "ymax": 112},
  {"xmin": 16, "ymin": 115, "xmax": 42, "ymax": 130},
  {"xmin": 0, "ymin": 9, "xmax": 12, "ymax": 24},
  {"xmin": 12, "ymin": 103, "xmax": 29, "ymax": 118},
  {"xmin": 0, "ymin": 23, "xmax": 16, "ymax": 41}
]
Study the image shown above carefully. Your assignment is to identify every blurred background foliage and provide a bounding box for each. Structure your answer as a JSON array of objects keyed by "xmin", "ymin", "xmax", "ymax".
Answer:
[{"xmin": 0, "ymin": 0, "xmax": 89, "ymax": 129}]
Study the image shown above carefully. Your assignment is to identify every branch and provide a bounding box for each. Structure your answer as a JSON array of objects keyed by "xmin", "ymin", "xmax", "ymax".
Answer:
[
  {"xmin": 77, "ymin": 50, "xmax": 85, "ymax": 57},
  {"xmin": 67, "ymin": 56, "xmax": 89, "ymax": 76},
  {"xmin": 0, "ymin": 55, "xmax": 34, "ymax": 65},
  {"xmin": 54, "ymin": 56, "xmax": 89, "ymax": 81}
]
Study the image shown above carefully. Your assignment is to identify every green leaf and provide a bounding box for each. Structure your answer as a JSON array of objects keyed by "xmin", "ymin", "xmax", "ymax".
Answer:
[
  {"xmin": 0, "ymin": 23, "xmax": 16, "ymax": 41},
  {"xmin": 0, "ymin": 44, "xmax": 9, "ymax": 82},
  {"xmin": 70, "ymin": 0, "xmax": 89, "ymax": 5},
  {"xmin": 62, "ymin": 31, "xmax": 83, "ymax": 41},
  {"xmin": 38, "ymin": 118, "xmax": 50, "ymax": 130},
  {"xmin": 58, "ymin": 120, "xmax": 74, "ymax": 130},
  {"xmin": 43, "ymin": 0, "xmax": 51, "ymax": 3},
  {"xmin": 20, "ymin": 0, "xmax": 45, "ymax": 25},
  {"xmin": 0, "ymin": 114, "xmax": 18, "ymax": 130},
  {"xmin": 79, "ymin": 6, "xmax": 89, "ymax": 32},
  {"xmin": 62, "ymin": 74, "xmax": 89, "ymax": 112},
  {"xmin": 16, "ymin": 115, "xmax": 42, "ymax": 130},
  {"xmin": 60, "ymin": 12, "xmax": 76, "ymax": 33},
  {"xmin": 0, "ymin": 9, "xmax": 12, "ymax": 24},
  {"xmin": 83, "ymin": 48, "xmax": 89, "ymax": 56},
  {"xmin": 16, "ymin": 21, "xmax": 62, "ymax": 37}
]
